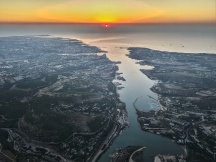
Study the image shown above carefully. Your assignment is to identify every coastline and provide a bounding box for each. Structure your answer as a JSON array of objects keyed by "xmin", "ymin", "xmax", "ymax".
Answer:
[{"xmin": 1, "ymin": 26, "xmax": 213, "ymax": 162}]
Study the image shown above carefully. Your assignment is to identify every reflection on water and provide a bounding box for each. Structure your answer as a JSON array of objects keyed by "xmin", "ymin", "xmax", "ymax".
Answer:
[
  {"xmin": 0, "ymin": 23, "xmax": 215, "ymax": 162},
  {"xmin": 134, "ymin": 97, "xmax": 160, "ymax": 112}
]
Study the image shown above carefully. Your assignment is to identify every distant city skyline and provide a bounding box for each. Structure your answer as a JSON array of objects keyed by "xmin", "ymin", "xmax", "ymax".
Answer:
[{"xmin": 0, "ymin": 0, "xmax": 215, "ymax": 23}]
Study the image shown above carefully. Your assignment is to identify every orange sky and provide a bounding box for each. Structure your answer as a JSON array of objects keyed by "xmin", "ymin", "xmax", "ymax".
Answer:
[{"xmin": 0, "ymin": 0, "xmax": 215, "ymax": 23}]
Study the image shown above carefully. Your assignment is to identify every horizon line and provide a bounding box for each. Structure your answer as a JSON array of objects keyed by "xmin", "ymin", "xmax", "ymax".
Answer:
[{"xmin": 0, "ymin": 21, "xmax": 216, "ymax": 25}]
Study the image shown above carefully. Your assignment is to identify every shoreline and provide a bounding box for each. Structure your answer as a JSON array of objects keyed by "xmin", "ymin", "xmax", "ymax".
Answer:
[{"xmin": 89, "ymin": 75, "xmax": 128, "ymax": 162}]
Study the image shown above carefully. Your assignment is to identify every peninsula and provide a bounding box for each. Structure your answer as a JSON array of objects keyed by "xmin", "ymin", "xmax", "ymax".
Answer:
[{"xmin": 0, "ymin": 36, "xmax": 127, "ymax": 162}]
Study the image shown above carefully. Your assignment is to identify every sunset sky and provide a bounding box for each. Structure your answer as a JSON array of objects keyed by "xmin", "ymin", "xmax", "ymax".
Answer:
[{"xmin": 0, "ymin": 0, "xmax": 215, "ymax": 23}]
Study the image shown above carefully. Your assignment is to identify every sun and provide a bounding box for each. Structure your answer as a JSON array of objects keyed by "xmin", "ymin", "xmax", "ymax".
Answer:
[{"xmin": 102, "ymin": 24, "xmax": 110, "ymax": 28}]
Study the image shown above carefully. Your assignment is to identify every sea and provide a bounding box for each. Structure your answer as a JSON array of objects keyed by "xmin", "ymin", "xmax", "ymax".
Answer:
[{"xmin": 0, "ymin": 23, "xmax": 216, "ymax": 162}]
